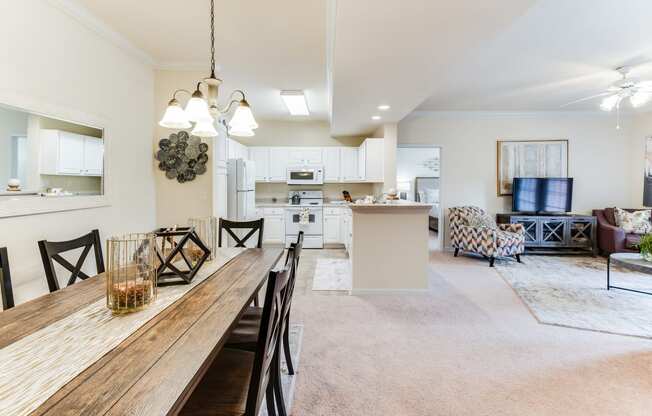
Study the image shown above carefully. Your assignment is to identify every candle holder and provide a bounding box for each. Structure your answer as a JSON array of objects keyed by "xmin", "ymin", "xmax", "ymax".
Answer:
[
  {"xmin": 106, "ymin": 233, "xmax": 157, "ymax": 314},
  {"xmin": 154, "ymin": 226, "xmax": 210, "ymax": 286},
  {"xmin": 188, "ymin": 216, "xmax": 218, "ymax": 261}
]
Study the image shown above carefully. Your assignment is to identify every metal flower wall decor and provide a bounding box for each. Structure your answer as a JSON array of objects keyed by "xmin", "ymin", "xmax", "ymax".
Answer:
[{"xmin": 155, "ymin": 131, "xmax": 208, "ymax": 183}]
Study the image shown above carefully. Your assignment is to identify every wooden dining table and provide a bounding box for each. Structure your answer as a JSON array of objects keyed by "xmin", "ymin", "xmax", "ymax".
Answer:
[{"xmin": 0, "ymin": 247, "xmax": 283, "ymax": 416}]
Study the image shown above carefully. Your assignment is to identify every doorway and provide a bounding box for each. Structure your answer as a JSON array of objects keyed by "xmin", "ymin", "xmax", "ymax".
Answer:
[{"xmin": 397, "ymin": 145, "xmax": 442, "ymax": 249}]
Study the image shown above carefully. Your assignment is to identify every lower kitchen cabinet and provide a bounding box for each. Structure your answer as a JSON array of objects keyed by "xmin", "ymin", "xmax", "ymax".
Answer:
[
  {"xmin": 324, "ymin": 214, "xmax": 341, "ymax": 244},
  {"xmin": 256, "ymin": 207, "xmax": 285, "ymax": 245}
]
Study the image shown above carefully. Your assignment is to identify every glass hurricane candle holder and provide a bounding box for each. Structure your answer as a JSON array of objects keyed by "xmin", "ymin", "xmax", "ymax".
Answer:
[
  {"xmin": 106, "ymin": 233, "xmax": 157, "ymax": 314},
  {"xmin": 188, "ymin": 216, "xmax": 217, "ymax": 261}
]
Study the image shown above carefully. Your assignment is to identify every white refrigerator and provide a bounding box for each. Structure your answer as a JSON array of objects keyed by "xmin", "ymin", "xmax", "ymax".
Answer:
[{"xmin": 227, "ymin": 158, "xmax": 256, "ymax": 221}]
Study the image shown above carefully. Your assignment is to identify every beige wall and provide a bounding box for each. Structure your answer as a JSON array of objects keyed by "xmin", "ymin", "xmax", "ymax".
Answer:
[
  {"xmin": 0, "ymin": 0, "xmax": 156, "ymax": 304},
  {"xmin": 155, "ymin": 70, "xmax": 214, "ymax": 227},
  {"xmin": 398, "ymin": 111, "xmax": 641, "ymax": 246}
]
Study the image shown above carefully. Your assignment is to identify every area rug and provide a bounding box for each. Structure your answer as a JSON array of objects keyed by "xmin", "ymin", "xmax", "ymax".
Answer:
[
  {"xmin": 312, "ymin": 258, "xmax": 352, "ymax": 291},
  {"xmin": 260, "ymin": 324, "xmax": 304, "ymax": 416},
  {"xmin": 495, "ymin": 256, "xmax": 652, "ymax": 339}
]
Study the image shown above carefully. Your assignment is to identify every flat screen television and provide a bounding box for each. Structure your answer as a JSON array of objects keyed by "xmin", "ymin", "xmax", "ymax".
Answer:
[{"xmin": 512, "ymin": 177, "xmax": 573, "ymax": 213}]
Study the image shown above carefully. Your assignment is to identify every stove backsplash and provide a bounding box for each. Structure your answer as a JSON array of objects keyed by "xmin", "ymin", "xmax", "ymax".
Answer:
[{"xmin": 255, "ymin": 183, "xmax": 375, "ymax": 203}]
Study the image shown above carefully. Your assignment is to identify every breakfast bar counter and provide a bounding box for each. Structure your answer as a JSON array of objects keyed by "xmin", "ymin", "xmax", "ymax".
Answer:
[{"xmin": 348, "ymin": 202, "xmax": 432, "ymax": 293}]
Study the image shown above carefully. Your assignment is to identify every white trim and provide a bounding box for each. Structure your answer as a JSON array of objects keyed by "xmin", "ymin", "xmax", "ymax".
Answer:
[
  {"xmin": 350, "ymin": 288, "xmax": 429, "ymax": 295},
  {"xmin": 45, "ymin": 0, "xmax": 156, "ymax": 67},
  {"xmin": 0, "ymin": 91, "xmax": 112, "ymax": 219}
]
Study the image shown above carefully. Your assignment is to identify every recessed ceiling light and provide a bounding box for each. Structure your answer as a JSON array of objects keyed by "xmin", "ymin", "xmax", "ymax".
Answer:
[
  {"xmin": 371, "ymin": 115, "xmax": 381, "ymax": 121},
  {"xmin": 377, "ymin": 105, "xmax": 390, "ymax": 111},
  {"xmin": 280, "ymin": 90, "xmax": 310, "ymax": 116}
]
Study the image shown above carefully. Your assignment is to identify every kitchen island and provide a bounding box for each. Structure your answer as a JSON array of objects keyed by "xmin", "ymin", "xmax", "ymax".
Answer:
[{"xmin": 348, "ymin": 202, "xmax": 432, "ymax": 293}]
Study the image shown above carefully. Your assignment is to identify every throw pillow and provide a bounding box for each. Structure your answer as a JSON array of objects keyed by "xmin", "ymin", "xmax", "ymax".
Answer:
[
  {"xmin": 468, "ymin": 213, "xmax": 497, "ymax": 229},
  {"xmin": 614, "ymin": 208, "xmax": 652, "ymax": 234}
]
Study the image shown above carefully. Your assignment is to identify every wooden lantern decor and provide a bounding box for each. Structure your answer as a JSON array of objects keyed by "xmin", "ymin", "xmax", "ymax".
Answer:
[{"xmin": 154, "ymin": 226, "xmax": 210, "ymax": 286}]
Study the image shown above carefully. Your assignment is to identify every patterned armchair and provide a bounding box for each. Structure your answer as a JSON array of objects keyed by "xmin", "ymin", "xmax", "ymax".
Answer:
[{"xmin": 449, "ymin": 206, "xmax": 525, "ymax": 267}]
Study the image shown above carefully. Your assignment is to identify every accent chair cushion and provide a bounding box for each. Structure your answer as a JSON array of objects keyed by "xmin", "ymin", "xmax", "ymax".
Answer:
[
  {"xmin": 614, "ymin": 208, "xmax": 652, "ymax": 234},
  {"xmin": 468, "ymin": 212, "xmax": 497, "ymax": 229}
]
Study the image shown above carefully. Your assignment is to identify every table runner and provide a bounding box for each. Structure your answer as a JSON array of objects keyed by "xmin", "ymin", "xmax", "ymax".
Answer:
[{"xmin": 0, "ymin": 247, "xmax": 244, "ymax": 416}]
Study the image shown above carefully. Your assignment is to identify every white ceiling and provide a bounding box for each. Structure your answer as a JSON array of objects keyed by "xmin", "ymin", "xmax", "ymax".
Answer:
[
  {"xmin": 68, "ymin": 0, "xmax": 652, "ymax": 136},
  {"xmin": 416, "ymin": 0, "xmax": 652, "ymax": 113},
  {"xmin": 75, "ymin": 0, "xmax": 328, "ymax": 121}
]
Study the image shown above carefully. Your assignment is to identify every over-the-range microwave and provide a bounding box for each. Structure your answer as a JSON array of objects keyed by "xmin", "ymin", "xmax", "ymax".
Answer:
[{"xmin": 287, "ymin": 165, "xmax": 324, "ymax": 185}]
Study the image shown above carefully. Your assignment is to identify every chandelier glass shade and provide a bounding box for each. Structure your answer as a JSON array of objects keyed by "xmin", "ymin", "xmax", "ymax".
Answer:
[
  {"xmin": 158, "ymin": 0, "xmax": 257, "ymax": 138},
  {"xmin": 159, "ymin": 99, "xmax": 192, "ymax": 129}
]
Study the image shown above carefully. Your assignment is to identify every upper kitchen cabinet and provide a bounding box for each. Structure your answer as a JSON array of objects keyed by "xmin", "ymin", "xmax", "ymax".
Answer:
[
  {"xmin": 340, "ymin": 147, "xmax": 360, "ymax": 182},
  {"xmin": 323, "ymin": 147, "xmax": 341, "ymax": 182},
  {"xmin": 268, "ymin": 148, "xmax": 289, "ymax": 181},
  {"xmin": 249, "ymin": 147, "xmax": 270, "ymax": 182},
  {"xmin": 250, "ymin": 147, "xmax": 288, "ymax": 182},
  {"xmin": 227, "ymin": 138, "xmax": 248, "ymax": 160},
  {"xmin": 40, "ymin": 130, "xmax": 104, "ymax": 176},
  {"xmin": 287, "ymin": 147, "xmax": 323, "ymax": 165},
  {"xmin": 360, "ymin": 138, "xmax": 384, "ymax": 182}
]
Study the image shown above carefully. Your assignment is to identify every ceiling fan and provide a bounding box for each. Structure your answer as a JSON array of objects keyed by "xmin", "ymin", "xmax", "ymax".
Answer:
[{"xmin": 562, "ymin": 66, "xmax": 652, "ymax": 128}]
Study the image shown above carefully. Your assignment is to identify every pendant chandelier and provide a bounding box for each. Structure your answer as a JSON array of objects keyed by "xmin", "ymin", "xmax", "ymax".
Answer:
[{"xmin": 158, "ymin": 0, "xmax": 258, "ymax": 138}]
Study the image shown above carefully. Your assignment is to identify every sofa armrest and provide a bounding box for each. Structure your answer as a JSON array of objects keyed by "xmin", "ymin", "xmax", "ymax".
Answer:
[
  {"xmin": 594, "ymin": 210, "xmax": 626, "ymax": 254},
  {"xmin": 498, "ymin": 223, "xmax": 524, "ymax": 235},
  {"xmin": 455, "ymin": 224, "xmax": 497, "ymax": 243}
]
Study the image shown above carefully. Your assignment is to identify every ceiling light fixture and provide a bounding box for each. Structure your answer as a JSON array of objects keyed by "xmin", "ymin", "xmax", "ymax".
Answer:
[
  {"xmin": 280, "ymin": 90, "xmax": 310, "ymax": 116},
  {"xmin": 158, "ymin": 0, "xmax": 257, "ymax": 138},
  {"xmin": 371, "ymin": 115, "xmax": 381, "ymax": 121},
  {"xmin": 377, "ymin": 105, "xmax": 390, "ymax": 111}
]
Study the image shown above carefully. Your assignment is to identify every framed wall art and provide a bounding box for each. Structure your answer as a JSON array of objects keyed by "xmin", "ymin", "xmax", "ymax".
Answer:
[{"xmin": 496, "ymin": 139, "xmax": 569, "ymax": 196}]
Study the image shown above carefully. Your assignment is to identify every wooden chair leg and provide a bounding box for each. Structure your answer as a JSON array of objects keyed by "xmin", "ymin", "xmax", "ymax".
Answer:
[
  {"xmin": 489, "ymin": 257, "xmax": 495, "ymax": 267},
  {"xmin": 454, "ymin": 248, "xmax": 459, "ymax": 257},
  {"xmin": 283, "ymin": 314, "xmax": 294, "ymax": 376},
  {"xmin": 266, "ymin": 382, "xmax": 277, "ymax": 416},
  {"xmin": 253, "ymin": 291, "xmax": 260, "ymax": 307}
]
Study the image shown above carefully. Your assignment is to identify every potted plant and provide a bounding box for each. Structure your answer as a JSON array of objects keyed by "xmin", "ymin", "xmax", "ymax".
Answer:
[{"xmin": 639, "ymin": 234, "xmax": 652, "ymax": 262}]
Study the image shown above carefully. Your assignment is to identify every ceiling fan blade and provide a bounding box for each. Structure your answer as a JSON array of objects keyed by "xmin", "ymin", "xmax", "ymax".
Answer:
[{"xmin": 559, "ymin": 92, "xmax": 612, "ymax": 108}]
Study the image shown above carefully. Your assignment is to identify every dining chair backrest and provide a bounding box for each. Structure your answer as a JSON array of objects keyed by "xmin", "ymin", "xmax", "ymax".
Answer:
[
  {"xmin": 245, "ymin": 247, "xmax": 295, "ymax": 416},
  {"xmin": 38, "ymin": 229, "xmax": 105, "ymax": 293},
  {"xmin": 0, "ymin": 247, "xmax": 14, "ymax": 310},
  {"xmin": 282, "ymin": 231, "xmax": 303, "ymax": 312},
  {"xmin": 218, "ymin": 218, "xmax": 264, "ymax": 248}
]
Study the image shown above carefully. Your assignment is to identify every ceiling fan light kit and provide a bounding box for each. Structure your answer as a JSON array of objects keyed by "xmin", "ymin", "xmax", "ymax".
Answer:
[
  {"xmin": 158, "ymin": 0, "xmax": 257, "ymax": 138},
  {"xmin": 564, "ymin": 66, "xmax": 652, "ymax": 129}
]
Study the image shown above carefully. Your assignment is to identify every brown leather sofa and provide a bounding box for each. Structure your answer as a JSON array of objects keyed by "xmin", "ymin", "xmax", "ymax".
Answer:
[{"xmin": 592, "ymin": 208, "xmax": 646, "ymax": 255}]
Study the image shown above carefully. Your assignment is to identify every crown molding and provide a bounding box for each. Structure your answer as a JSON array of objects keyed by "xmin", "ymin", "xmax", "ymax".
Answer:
[{"xmin": 45, "ymin": 0, "xmax": 156, "ymax": 67}]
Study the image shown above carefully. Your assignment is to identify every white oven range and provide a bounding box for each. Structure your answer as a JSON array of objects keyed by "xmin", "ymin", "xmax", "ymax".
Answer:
[{"xmin": 285, "ymin": 190, "xmax": 323, "ymax": 248}]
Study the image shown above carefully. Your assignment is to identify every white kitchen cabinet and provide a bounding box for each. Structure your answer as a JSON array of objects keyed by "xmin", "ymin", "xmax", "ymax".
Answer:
[
  {"xmin": 249, "ymin": 147, "xmax": 270, "ymax": 182},
  {"xmin": 83, "ymin": 136, "xmax": 104, "ymax": 176},
  {"xmin": 324, "ymin": 208, "xmax": 342, "ymax": 244},
  {"xmin": 323, "ymin": 147, "xmax": 341, "ymax": 182},
  {"xmin": 40, "ymin": 130, "xmax": 104, "ymax": 176},
  {"xmin": 227, "ymin": 138, "xmax": 248, "ymax": 160},
  {"xmin": 268, "ymin": 148, "xmax": 289, "ymax": 181},
  {"xmin": 357, "ymin": 141, "xmax": 366, "ymax": 180},
  {"xmin": 287, "ymin": 147, "xmax": 323, "ymax": 165},
  {"xmin": 258, "ymin": 207, "xmax": 285, "ymax": 245},
  {"xmin": 340, "ymin": 147, "xmax": 359, "ymax": 181},
  {"xmin": 361, "ymin": 138, "xmax": 384, "ymax": 182}
]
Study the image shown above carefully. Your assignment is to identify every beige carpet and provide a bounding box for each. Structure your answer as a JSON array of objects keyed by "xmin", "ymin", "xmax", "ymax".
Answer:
[{"xmin": 289, "ymin": 247, "xmax": 652, "ymax": 415}]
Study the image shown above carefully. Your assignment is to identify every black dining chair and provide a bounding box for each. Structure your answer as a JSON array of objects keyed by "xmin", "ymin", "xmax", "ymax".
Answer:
[
  {"xmin": 180, "ymin": 248, "xmax": 295, "ymax": 416},
  {"xmin": 38, "ymin": 229, "xmax": 105, "ymax": 293},
  {"xmin": 224, "ymin": 232, "xmax": 303, "ymax": 416},
  {"xmin": 218, "ymin": 218, "xmax": 264, "ymax": 248},
  {"xmin": 0, "ymin": 247, "xmax": 15, "ymax": 310},
  {"xmin": 219, "ymin": 218, "xmax": 265, "ymax": 306}
]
